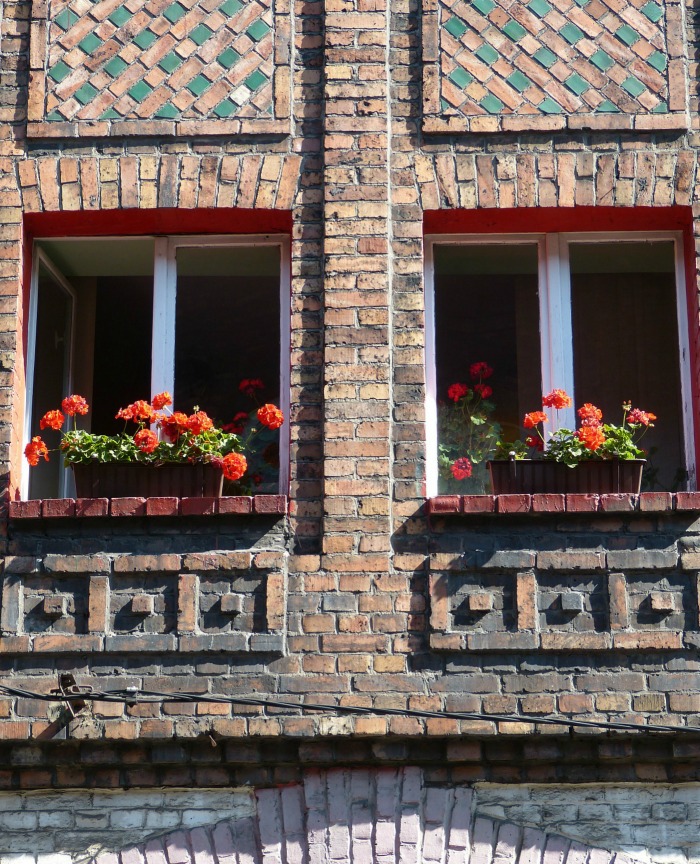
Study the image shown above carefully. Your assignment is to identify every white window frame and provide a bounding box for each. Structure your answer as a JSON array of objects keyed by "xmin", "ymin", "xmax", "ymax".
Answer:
[
  {"xmin": 424, "ymin": 231, "xmax": 695, "ymax": 497},
  {"xmin": 24, "ymin": 233, "xmax": 291, "ymax": 498}
]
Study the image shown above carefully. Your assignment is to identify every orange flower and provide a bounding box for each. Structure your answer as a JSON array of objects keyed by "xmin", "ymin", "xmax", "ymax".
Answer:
[
  {"xmin": 40, "ymin": 409, "xmax": 64, "ymax": 431},
  {"xmin": 221, "ymin": 452, "xmax": 247, "ymax": 481},
  {"xmin": 257, "ymin": 403, "xmax": 284, "ymax": 430},
  {"xmin": 447, "ymin": 382, "xmax": 469, "ymax": 402},
  {"xmin": 578, "ymin": 403, "xmax": 603, "ymax": 424},
  {"xmin": 151, "ymin": 392, "xmax": 172, "ymax": 410},
  {"xmin": 25, "ymin": 436, "xmax": 49, "ymax": 466},
  {"xmin": 450, "ymin": 457, "xmax": 472, "ymax": 480},
  {"xmin": 239, "ymin": 378, "xmax": 265, "ymax": 397},
  {"xmin": 160, "ymin": 412, "xmax": 189, "ymax": 442},
  {"xmin": 523, "ymin": 411, "xmax": 548, "ymax": 428},
  {"xmin": 542, "ymin": 389, "xmax": 572, "ymax": 410},
  {"xmin": 116, "ymin": 400, "xmax": 156, "ymax": 423},
  {"xmin": 576, "ymin": 425, "xmax": 606, "ymax": 450},
  {"xmin": 134, "ymin": 428, "xmax": 159, "ymax": 454},
  {"xmin": 628, "ymin": 408, "xmax": 656, "ymax": 426},
  {"xmin": 61, "ymin": 395, "xmax": 89, "ymax": 416},
  {"xmin": 187, "ymin": 411, "xmax": 214, "ymax": 435}
]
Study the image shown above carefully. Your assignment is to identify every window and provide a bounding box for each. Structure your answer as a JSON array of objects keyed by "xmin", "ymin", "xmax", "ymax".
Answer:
[
  {"xmin": 425, "ymin": 232, "xmax": 695, "ymax": 496},
  {"xmin": 24, "ymin": 234, "xmax": 290, "ymax": 499}
]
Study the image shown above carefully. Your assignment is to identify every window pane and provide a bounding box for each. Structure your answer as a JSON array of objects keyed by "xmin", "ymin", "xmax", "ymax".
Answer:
[
  {"xmin": 174, "ymin": 245, "xmax": 281, "ymax": 491},
  {"xmin": 570, "ymin": 241, "xmax": 684, "ymax": 490},
  {"xmin": 434, "ymin": 243, "xmax": 541, "ymax": 493}
]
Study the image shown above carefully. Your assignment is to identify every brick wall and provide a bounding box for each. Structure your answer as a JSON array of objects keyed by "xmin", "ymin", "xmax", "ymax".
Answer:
[{"xmin": 1, "ymin": 0, "xmax": 700, "ymax": 857}]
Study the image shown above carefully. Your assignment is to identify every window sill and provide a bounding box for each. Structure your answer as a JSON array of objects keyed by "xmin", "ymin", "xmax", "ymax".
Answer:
[
  {"xmin": 9, "ymin": 495, "xmax": 288, "ymax": 519},
  {"xmin": 428, "ymin": 492, "xmax": 700, "ymax": 515}
]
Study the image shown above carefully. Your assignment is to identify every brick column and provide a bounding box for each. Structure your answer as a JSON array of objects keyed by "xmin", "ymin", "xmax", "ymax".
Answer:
[{"xmin": 322, "ymin": 1, "xmax": 392, "ymax": 578}]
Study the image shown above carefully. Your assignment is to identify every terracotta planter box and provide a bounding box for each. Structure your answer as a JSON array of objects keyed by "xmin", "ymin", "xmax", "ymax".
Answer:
[
  {"xmin": 72, "ymin": 463, "xmax": 224, "ymax": 498},
  {"xmin": 487, "ymin": 459, "xmax": 645, "ymax": 495}
]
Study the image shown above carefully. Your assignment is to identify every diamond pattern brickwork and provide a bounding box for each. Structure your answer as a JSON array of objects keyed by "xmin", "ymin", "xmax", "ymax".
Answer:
[
  {"xmin": 28, "ymin": 0, "xmax": 291, "ymax": 136},
  {"xmin": 422, "ymin": 0, "xmax": 687, "ymax": 132}
]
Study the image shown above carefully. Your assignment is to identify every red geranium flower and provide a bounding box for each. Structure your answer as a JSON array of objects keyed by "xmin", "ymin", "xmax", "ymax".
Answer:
[
  {"xmin": 116, "ymin": 400, "xmax": 156, "ymax": 423},
  {"xmin": 523, "ymin": 411, "xmax": 548, "ymax": 428},
  {"xmin": 239, "ymin": 379, "xmax": 265, "ymax": 398},
  {"xmin": 61, "ymin": 395, "xmax": 89, "ymax": 416},
  {"xmin": 257, "ymin": 404, "xmax": 284, "ymax": 430},
  {"xmin": 222, "ymin": 412, "xmax": 249, "ymax": 435},
  {"xmin": 187, "ymin": 411, "xmax": 214, "ymax": 436},
  {"xmin": 25, "ymin": 436, "xmax": 49, "ymax": 466},
  {"xmin": 578, "ymin": 403, "xmax": 603, "ymax": 424},
  {"xmin": 576, "ymin": 425, "xmax": 606, "ymax": 451},
  {"xmin": 525, "ymin": 435, "xmax": 544, "ymax": 452},
  {"xmin": 628, "ymin": 408, "xmax": 657, "ymax": 426},
  {"xmin": 469, "ymin": 362, "xmax": 493, "ymax": 380},
  {"xmin": 134, "ymin": 428, "xmax": 159, "ymax": 454},
  {"xmin": 447, "ymin": 382, "xmax": 469, "ymax": 402},
  {"xmin": 222, "ymin": 452, "xmax": 247, "ymax": 481},
  {"xmin": 542, "ymin": 389, "xmax": 572, "ymax": 410},
  {"xmin": 40, "ymin": 409, "xmax": 64, "ymax": 431},
  {"xmin": 473, "ymin": 383, "xmax": 492, "ymax": 399},
  {"xmin": 159, "ymin": 412, "xmax": 189, "ymax": 442},
  {"xmin": 151, "ymin": 392, "xmax": 172, "ymax": 410},
  {"xmin": 450, "ymin": 457, "xmax": 473, "ymax": 481}
]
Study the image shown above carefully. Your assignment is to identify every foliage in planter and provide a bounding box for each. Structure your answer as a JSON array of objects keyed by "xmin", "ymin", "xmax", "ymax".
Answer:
[
  {"xmin": 438, "ymin": 362, "xmax": 500, "ymax": 493},
  {"xmin": 493, "ymin": 389, "xmax": 656, "ymax": 468},
  {"xmin": 25, "ymin": 387, "xmax": 284, "ymax": 492}
]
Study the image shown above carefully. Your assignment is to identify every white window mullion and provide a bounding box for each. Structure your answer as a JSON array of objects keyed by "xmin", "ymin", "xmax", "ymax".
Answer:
[
  {"xmin": 151, "ymin": 237, "xmax": 176, "ymax": 402},
  {"xmin": 424, "ymin": 238, "xmax": 438, "ymax": 498},
  {"xmin": 539, "ymin": 235, "xmax": 576, "ymax": 431},
  {"xmin": 674, "ymin": 235, "xmax": 696, "ymax": 489}
]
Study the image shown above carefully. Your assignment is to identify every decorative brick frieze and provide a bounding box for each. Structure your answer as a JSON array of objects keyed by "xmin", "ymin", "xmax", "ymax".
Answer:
[
  {"xmin": 427, "ymin": 492, "xmax": 700, "ymax": 515},
  {"xmin": 9, "ymin": 495, "xmax": 288, "ymax": 519},
  {"xmin": 27, "ymin": 0, "xmax": 292, "ymax": 137},
  {"xmin": 422, "ymin": 0, "xmax": 688, "ymax": 133}
]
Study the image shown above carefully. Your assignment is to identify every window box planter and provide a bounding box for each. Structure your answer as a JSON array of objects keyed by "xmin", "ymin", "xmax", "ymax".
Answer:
[
  {"xmin": 72, "ymin": 463, "xmax": 224, "ymax": 499},
  {"xmin": 486, "ymin": 459, "xmax": 645, "ymax": 495}
]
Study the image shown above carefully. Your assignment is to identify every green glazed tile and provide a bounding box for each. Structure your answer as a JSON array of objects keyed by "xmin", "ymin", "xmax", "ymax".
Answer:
[
  {"xmin": 105, "ymin": 56, "xmax": 128, "ymax": 77},
  {"xmin": 163, "ymin": 2, "xmax": 187, "ymax": 23},
  {"xmin": 54, "ymin": 9, "xmax": 79, "ymax": 30},
  {"xmin": 74, "ymin": 82, "xmax": 98, "ymax": 105},
  {"xmin": 528, "ymin": 0, "xmax": 551, "ymax": 17},
  {"xmin": 246, "ymin": 18, "xmax": 270, "ymax": 41},
  {"xmin": 444, "ymin": 16, "xmax": 468, "ymax": 38},
  {"xmin": 559, "ymin": 22, "xmax": 584, "ymax": 43},
  {"xmin": 564, "ymin": 72, "xmax": 589, "ymax": 95},
  {"xmin": 214, "ymin": 98, "xmax": 237, "ymax": 117},
  {"xmin": 190, "ymin": 24, "xmax": 213, "ymax": 45},
  {"xmin": 245, "ymin": 69, "xmax": 268, "ymax": 91},
  {"xmin": 615, "ymin": 24, "xmax": 639, "ymax": 46},
  {"xmin": 480, "ymin": 93, "xmax": 504, "ymax": 113},
  {"xmin": 506, "ymin": 69, "xmax": 531, "ymax": 92},
  {"xmin": 621, "ymin": 75, "xmax": 645, "ymax": 97},
  {"xmin": 46, "ymin": 110, "xmax": 65, "ymax": 121},
  {"xmin": 79, "ymin": 33, "xmax": 102, "ymax": 54},
  {"xmin": 533, "ymin": 46, "xmax": 556, "ymax": 67},
  {"xmin": 187, "ymin": 74, "xmax": 211, "ymax": 95},
  {"xmin": 100, "ymin": 107, "xmax": 121, "ymax": 119},
  {"xmin": 475, "ymin": 43, "xmax": 499, "ymax": 65},
  {"xmin": 539, "ymin": 96, "xmax": 562, "ymax": 113},
  {"xmin": 647, "ymin": 50, "xmax": 667, "ymax": 72},
  {"xmin": 155, "ymin": 103, "xmax": 179, "ymax": 118},
  {"xmin": 133, "ymin": 29, "xmax": 157, "ymax": 49},
  {"xmin": 48, "ymin": 60, "xmax": 71, "ymax": 82},
  {"xmin": 652, "ymin": 100, "xmax": 668, "ymax": 113},
  {"xmin": 641, "ymin": 1, "xmax": 662, "ymax": 22},
  {"xmin": 159, "ymin": 51, "xmax": 183, "ymax": 73},
  {"xmin": 590, "ymin": 49, "xmax": 613, "ymax": 71},
  {"xmin": 109, "ymin": 7, "xmax": 133, "ymax": 26},
  {"xmin": 503, "ymin": 19, "xmax": 526, "ymax": 41},
  {"xmin": 573, "ymin": 0, "xmax": 589, "ymax": 7},
  {"xmin": 472, "ymin": 0, "xmax": 496, "ymax": 14},
  {"xmin": 449, "ymin": 66, "xmax": 473, "ymax": 89},
  {"xmin": 219, "ymin": 0, "xmax": 243, "ymax": 15},
  {"xmin": 440, "ymin": 97, "xmax": 450, "ymax": 112},
  {"xmin": 128, "ymin": 79, "xmax": 153, "ymax": 101},
  {"xmin": 217, "ymin": 47, "xmax": 241, "ymax": 68},
  {"xmin": 596, "ymin": 99, "xmax": 620, "ymax": 112}
]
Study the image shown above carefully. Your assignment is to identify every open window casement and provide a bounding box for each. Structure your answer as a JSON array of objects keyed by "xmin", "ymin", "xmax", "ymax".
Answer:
[
  {"xmin": 24, "ymin": 235, "xmax": 290, "ymax": 500},
  {"xmin": 425, "ymin": 232, "xmax": 695, "ymax": 496}
]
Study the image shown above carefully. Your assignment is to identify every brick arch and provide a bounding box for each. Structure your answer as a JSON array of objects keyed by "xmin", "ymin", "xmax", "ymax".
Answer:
[
  {"xmin": 414, "ymin": 151, "xmax": 697, "ymax": 211},
  {"xmin": 16, "ymin": 153, "xmax": 302, "ymax": 213},
  {"xmin": 94, "ymin": 768, "xmax": 642, "ymax": 864}
]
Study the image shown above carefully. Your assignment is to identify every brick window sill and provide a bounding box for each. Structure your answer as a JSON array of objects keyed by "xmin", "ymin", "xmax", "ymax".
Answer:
[
  {"xmin": 428, "ymin": 492, "xmax": 700, "ymax": 515},
  {"xmin": 9, "ymin": 495, "xmax": 288, "ymax": 519}
]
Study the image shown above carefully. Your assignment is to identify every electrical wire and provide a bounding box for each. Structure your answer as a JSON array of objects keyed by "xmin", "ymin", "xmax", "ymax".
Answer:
[{"xmin": 0, "ymin": 683, "xmax": 698, "ymax": 735}]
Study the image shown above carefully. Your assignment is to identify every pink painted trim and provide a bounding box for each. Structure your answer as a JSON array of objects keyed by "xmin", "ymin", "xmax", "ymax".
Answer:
[
  {"xmin": 8, "ymin": 495, "xmax": 288, "ymax": 519},
  {"xmin": 427, "ymin": 493, "xmax": 700, "ymax": 515}
]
